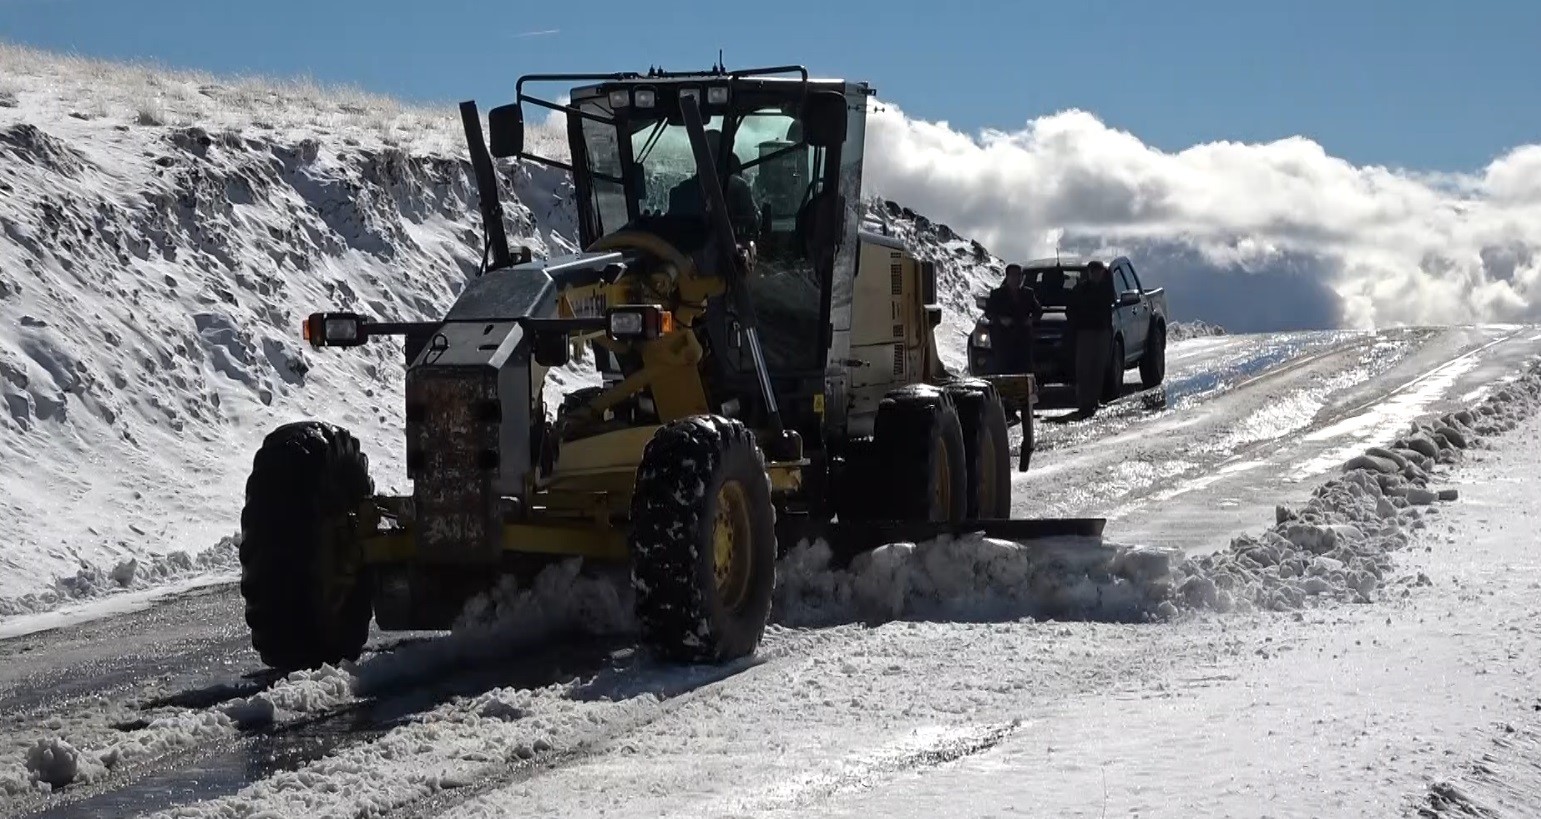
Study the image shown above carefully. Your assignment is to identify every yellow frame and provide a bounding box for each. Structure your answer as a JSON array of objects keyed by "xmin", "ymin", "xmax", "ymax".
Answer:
[{"xmin": 358, "ymin": 229, "xmax": 807, "ymax": 566}]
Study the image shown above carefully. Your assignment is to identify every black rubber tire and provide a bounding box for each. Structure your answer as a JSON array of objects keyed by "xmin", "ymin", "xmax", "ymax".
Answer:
[
  {"xmin": 1102, "ymin": 336, "xmax": 1125, "ymax": 402},
  {"xmin": 870, "ymin": 385, "xmax": 968, "ymax": 522},
  {"xmin": 834, "ymin": 437, "xmax": 880, "ymax": 523},
  {"xmin": 1140, "ymin": 322, "xmax": 1167, "ymax": 389},
  {"xmin": 239, "ymin": 420, "xmax": 375, "ymax": 672},
  {"xmin": 628, "ymin": 415, "xmax": 777, "ymax": 664},
  {"xmin": 945, "ymin": 380, "xmax": 1012, "ymax": 519}
]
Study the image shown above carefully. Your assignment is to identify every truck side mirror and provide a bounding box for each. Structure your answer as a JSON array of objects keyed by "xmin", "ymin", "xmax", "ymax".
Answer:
[
  {"xmin": 1118, "ymin": 289, "xmax": 1141, "ymax": 306},
  {"xmin": 803, "ymin": 91, "xmax": 847, "ymax": 147},
  {"xmin": 487, "ymin": 103, "xmax": 525, "ymax": 159}
]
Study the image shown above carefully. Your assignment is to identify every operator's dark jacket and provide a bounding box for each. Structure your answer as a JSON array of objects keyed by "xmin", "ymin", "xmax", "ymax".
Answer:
[
  {"xmin": 985, "ymin": 284, "xmax": 1043, "ymax": 329},
  {"xmin": 668, "ymin": 173, "xmax": 760, "ymax": 238},
  {"xmin": 1065, "ymin": 276, "xmax": 1116, "ymax": 330}
]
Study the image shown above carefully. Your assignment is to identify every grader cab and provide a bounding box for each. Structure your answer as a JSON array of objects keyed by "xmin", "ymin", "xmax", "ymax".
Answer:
[{"xmin": 238, "ymin": 64, "xmax": 1106, "ymax": 673}]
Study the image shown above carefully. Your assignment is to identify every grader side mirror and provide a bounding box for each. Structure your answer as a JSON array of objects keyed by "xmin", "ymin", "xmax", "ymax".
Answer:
[
  {"xmin": 803, "ymin": 91, "xmax": 847, "ymax": 147},
  {"xmin": 487, "ymin": 103, "xmax": 525, "ymax": 159}
]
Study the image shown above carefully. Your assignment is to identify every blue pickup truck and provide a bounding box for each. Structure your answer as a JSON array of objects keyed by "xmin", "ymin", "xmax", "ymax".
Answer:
[{"xmin": 966, "ymin": 255, "xmax": 1168, "ymax": 400}]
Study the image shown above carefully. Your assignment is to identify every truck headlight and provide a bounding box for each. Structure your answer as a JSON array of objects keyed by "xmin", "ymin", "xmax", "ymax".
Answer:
[
  {"xmin": 972, "ymin": 329, "xmax": 991, "ymax": 349},
  {"xmin": 303, "ymin": 312, "xmax": 368, "ymax": 347},
  {"xmin": 606, "ymin": 304, "xmax": 674, "ymax": 341}
]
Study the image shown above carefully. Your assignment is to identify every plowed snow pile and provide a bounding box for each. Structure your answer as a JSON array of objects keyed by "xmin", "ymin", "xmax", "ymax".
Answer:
[{"xmin": 773, "ymin": 357, "xmax": 1541, "ymax": 627}]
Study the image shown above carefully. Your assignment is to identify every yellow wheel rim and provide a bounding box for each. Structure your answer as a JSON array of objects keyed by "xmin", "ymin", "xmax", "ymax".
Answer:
[
  {"xmin": 932, "ymin": 438, "xmax": 952, "ymax": 519},
  {"xmin": 711, "ymin": 480, "xmax": 753, "ymax": 611}
]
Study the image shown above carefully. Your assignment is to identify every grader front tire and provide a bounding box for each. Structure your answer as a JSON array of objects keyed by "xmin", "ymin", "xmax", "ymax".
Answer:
[
  {"xmin": 238, "ymin": 421, "xmax": 375, "ymax": 672},
  {"xmin": 628, "ymin": 416, "xmax": 777, "ymax": 664}
]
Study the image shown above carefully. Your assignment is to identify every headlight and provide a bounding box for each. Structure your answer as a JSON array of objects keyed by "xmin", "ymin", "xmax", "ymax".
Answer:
[
  {"xmin": 634, "ymin": 88, "xmax": 656, "ymax": 108},
  {"xmin": 303, "ymin": 312, "xmax": 368, "ymax": 347},
  {"xmin": 608, "ymin": 89, "xmax": 630, "ymax": 107},
  {"xmin": 973, "ymin": 330, "xmax": 991, "ymax": 349},
  {"xmin": 606, "ymin": 304, "xmax": 674, "ymax": 341},
  {"xmin": 706, "ymin": 85, "xmax": 729, "ymax": 105}
]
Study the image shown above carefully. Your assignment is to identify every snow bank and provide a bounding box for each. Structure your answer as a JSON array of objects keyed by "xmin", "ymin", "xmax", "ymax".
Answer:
[
  {"xmin": 772, "ymin": 356, "xmax": 1541, "ymax": 629},
  {"xmin": 772, "ymin": 535, "xmax": 1178, "ymax": 628},
  {"xmin": 1169, "ymin": 319, "xmax": 1228, "ymax": 341},
  {"xmin": 0, "ymin": 536, "xmax": 239, "ymax": 619},
  {"xmin": 1168, "ymin": 356, "xmax": 1541, "ymax": 616}
]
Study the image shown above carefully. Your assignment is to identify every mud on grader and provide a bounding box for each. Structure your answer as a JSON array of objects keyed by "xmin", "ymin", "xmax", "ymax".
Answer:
[{"xmin": 237, "ymin": 64, "xmax": 1107, "ymax": 672}]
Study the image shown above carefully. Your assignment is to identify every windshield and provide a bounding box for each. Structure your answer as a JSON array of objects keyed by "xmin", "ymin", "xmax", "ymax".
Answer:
[
  {"xmin": 576, "ymin": 100, "xmax": 820, "ymax": 242},
  {"xmin": 1028, "ymin": 267, "xmax": 1084, "ymax": 307},
  {"xmin": 577, "ymin": 99, "xmax": 829, "ymax": 371}
]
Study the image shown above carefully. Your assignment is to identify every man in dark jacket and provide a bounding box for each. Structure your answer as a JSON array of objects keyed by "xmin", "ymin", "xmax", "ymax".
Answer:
[
  {"xmin": 984, "ymin": 264, "xmax": 1042, "ymax": 376},
  {"xmin": 1066, "ymin": 261, "xmax": 1117, "ymax": 416},
  {"xmin": 667, "ymin": 128, "xmax": 760, "ymax": 239}
]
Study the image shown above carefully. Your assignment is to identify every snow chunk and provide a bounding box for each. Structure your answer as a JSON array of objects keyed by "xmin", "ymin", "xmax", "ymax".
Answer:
[{"xmin": 771, "ymin": 533, "xmax": 1179, "ymax": 627}]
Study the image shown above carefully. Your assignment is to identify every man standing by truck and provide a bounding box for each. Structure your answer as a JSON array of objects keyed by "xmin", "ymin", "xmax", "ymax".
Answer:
[
  {"xmin": 984, "ymin": 263, "xmax": 1043, "ymax": 378},
  {"xmin": 1067, "ymin": 260, "xmax": 1117, "ymax": 416}
]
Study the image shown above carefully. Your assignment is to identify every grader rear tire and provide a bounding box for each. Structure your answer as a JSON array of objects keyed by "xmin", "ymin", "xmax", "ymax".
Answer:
[
  {"xmin": 870, "ymin": 385, "xmax": 968, "ymax": 522},
  {"xmin": 239, "ymin": 421, "xmax": 375, "ymax": 672},
  {"xmin": 628, "ymin": 415, "xmax": 777, "ymax": 664},
  {"xmin": 945, "ymin": 380, "xmax": 1012, "ymax": 519}
]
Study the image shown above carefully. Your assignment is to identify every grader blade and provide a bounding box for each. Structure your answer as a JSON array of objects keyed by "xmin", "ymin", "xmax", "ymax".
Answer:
[{"xmin": 779, "ymin": 517, "xmax": 1108, "ymax": 567}]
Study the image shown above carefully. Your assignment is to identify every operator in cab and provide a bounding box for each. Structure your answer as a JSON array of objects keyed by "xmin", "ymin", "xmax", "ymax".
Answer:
[
  {"xmin": 666, "ymin": 128, "xmax": 761, "ymax": 240},
  {"xmin": 983, "ymin": 263, "xmax": 1043, "ymax": 396},
  {"xmin": 1066, "ymin": 260, "xmax": 1117, "ymax": 417}
]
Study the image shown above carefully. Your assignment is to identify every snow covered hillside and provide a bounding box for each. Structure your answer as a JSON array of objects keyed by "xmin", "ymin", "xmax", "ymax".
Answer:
[{"xmin": 0, "ymin": 44, "xmax": 595, "ymax": 618}]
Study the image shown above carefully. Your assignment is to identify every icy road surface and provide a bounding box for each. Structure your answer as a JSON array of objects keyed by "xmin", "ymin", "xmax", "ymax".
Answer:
[{"xmin": 2, "ymin": 324, "xmax": 1540, "ymax": 819}]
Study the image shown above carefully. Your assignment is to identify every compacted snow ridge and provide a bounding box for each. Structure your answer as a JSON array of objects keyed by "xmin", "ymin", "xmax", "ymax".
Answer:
[
  {"xmin": 773, "ymin": 357, "xmax": 1541, "ymax": 633},
  {"xmin": 1168, "ymin": 319, "xmax": 1229, "ymax": 341},
  {"xmin": 1167, "ymin": 356, "xmax": 1541, "ymax": 617}
]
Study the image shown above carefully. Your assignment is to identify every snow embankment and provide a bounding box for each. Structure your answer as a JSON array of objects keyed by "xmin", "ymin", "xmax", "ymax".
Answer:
[
  {"xmin": 0, "ymin": 44, "xmax": 592, "ymax": 621},
  {"xmin": 772, "ymin": 356, "xmax": 1541, "ymax": 628},
  {"xmin": 1169, "ymin": 319, "xmax": 1228, "ymax": 340}
]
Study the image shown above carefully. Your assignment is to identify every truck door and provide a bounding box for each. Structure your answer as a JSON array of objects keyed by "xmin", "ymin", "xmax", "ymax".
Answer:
[{"xmin": 1112, "ymin": 261, "xmax": 1144, "ymax": 361}]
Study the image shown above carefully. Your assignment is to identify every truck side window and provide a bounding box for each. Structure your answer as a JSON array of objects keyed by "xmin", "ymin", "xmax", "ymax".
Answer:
[
  {"xmin": 1115, "ymin": 266, "xmax": 1134, "ymax": 294},
  {"xmin": 1124, "ymin": 262, "xmax": 1143, "ymax": 291}
]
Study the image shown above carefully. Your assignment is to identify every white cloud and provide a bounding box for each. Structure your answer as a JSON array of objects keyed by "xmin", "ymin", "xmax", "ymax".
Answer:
[{"xmin": 860, "ymin": 102, "xmax": 1541, "ymax": 331}]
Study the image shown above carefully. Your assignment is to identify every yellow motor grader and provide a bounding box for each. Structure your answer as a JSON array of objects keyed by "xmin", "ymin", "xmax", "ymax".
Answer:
[{"xmin": 237, "ymin": 64, "xmax": 1106, "ymax": 672}]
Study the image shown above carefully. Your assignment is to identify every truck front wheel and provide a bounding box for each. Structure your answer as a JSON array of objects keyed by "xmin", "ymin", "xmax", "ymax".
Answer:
[{"xmin": 1140, "ymin": 322, "xmax": 1167, "ymax": 388}]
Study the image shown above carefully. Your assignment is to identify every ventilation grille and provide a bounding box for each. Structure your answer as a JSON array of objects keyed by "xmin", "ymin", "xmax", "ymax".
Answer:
[{"xmin": 891, "ymin": 343, "xmax": 905, "ymax": 376}]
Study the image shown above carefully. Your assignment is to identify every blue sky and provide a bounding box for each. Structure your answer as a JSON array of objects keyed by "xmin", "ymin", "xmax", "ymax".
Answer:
[{"xmin": 3, "ymin": 0, "xmax": 1538, "ymax": 172}]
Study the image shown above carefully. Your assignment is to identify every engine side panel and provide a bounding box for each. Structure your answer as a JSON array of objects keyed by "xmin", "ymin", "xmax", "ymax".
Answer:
[{"xmin": 405, "ymin": 320, "xmax": 532, "ymax": 561}]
